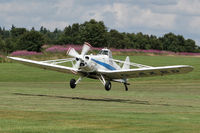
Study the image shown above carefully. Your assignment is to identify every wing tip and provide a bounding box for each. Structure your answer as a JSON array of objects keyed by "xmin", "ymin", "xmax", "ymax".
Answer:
[
  {"xmin": 7, "ymin": 56, "xmax": 15, "ymax": 60},
  {"xmin": 185, "ymin": 65, "xmax": 194, "ymax": 72}
]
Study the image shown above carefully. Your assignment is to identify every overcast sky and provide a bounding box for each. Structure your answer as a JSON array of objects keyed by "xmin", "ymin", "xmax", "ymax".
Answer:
[{"xmin": 0, "ymin": 0, "xmax": 200, "ymax": 45}]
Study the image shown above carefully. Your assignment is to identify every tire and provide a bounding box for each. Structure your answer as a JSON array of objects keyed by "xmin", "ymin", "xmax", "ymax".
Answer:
[
  {"xmin": 70, "ymin": 79, "xmax": 76, "ymax": 89},
  {"xmin": 105, "ymin": 81, "xmax": 111, "ymax": 91}
]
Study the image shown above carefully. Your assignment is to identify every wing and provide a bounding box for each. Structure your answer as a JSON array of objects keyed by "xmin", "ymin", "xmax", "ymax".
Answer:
[
  {"xmin": 8, "ymin": 56, "xmax": 78, "ymax": 74},
  {"xmin": 98, "ymin": 65, "xmax": 193, "ymax": 79}
]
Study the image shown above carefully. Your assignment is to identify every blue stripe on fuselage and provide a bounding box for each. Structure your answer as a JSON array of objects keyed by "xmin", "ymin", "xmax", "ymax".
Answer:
[{"xmin": 91, "ymin": 58, "xmax": 116, "ymax": 70}]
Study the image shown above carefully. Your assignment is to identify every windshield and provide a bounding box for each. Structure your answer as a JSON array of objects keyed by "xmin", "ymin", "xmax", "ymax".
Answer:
[{"xmin": 98, "ymin": 50, "xmax": 108, "ymax": 55}]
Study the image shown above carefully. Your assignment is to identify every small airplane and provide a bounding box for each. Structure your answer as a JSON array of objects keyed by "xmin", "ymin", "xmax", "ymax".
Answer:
[{"xmin": 8, "ymin": 42, "xmax": 193, "ymax": 91}]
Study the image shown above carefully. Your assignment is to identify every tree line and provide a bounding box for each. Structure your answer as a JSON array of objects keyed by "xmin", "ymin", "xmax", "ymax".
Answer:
[{"xmin": 0, "ymin": 19, "xmax": 200, "ymax": 53}]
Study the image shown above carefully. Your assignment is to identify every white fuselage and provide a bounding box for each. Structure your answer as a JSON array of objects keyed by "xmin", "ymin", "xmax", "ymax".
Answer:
[{"xmin": 79, "ymin": 54, "xmax": 121, "ymax": 72}]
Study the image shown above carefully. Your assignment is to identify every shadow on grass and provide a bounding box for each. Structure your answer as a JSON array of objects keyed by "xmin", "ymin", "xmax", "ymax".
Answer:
[
  {"xmin": 13, "ymin": 93, "xmax": 194, "ymax": 108},
  {"xmin": 13, "ymin": 92, "xmax": 150, "ymax": 105}
]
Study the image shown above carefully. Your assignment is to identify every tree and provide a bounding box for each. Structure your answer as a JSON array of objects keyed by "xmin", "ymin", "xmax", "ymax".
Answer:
[
  {"xmin": 0, "ymin": 27, "xmax": 10, "ymax": 39},
  {"xmin": 17, "ymin": 31, "xmax": 44, "ymax": 52},
  {"xmin": 4, "ymin": 38, "xmax": 17, "ymax": 53},
  {"xmin": 80, "ymin": 19, "xmax": 108, "ymax": 47},
  {"xmin": 63, "ymin": 25, "xmax": 73, "ymax": 44},
  {"xmin": 0, "ymin": 37, "xmax": 5, "ymax": 52},
  {"xmin": 160, "ymin": 33, "xmax": 179, "ymax": 52},
  {"xmin": 11, "ymin": 27, "xmax": 27, "ymax": 38},
  {"xmin": 107, "ymin": 29, "xmax": 126, "ymax": 48},
  {"xmin": 61, "ymin": 23, "xmax": 82, "ymax": 44},
  {"xmin": 184, "ymin": 39, "xmax": 197, "ymax": 52},
  {"xmin": 0, "ymin": 27, "xmax": 2, "ymax": 35},
  {"xmin": 159, "ymin": 33, "xmax": 198, "ymax": 52},
  {"xmin": 31, "ymin": 27, "xmax": 35, "ymax": 31},
  {"xmin": 40, "ymin": 26, "xmax": 48, "ymax": 34},
  {"xmin": 0, "ymin": 19, "xmax": 199, "ymax": 54},
  {"xmin": 149, "ymin": 35, "xmax": 163, "ymax": 50},
  {"xmin": 52, "ymin": 28, "xmax": 63, "ymax": 44},
  {"xmin": 134, "ymin": 32, "xmax": 151, "ymax": 49},
  {"xmin": 71, "ymin": 23, "xmax": 82, "ymax": 44}
]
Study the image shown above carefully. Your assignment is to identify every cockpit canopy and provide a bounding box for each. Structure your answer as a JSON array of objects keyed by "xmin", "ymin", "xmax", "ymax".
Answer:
[{"xmin": 98, "ymin": 48, "xmax": 112, "ymax": 58}]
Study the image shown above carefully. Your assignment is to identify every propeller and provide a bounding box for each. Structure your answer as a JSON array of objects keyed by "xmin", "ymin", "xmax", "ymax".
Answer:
[
  {"xmin": 81, "ymin": 42, "xmax": 91, "ymax": 57},
  {"xmin": 67, "ymin": 42, "xmax": 91, "ymax": 69},
  {"xmin": 67, "ymin": 47, "xmax": 81, "ymax": 59}
]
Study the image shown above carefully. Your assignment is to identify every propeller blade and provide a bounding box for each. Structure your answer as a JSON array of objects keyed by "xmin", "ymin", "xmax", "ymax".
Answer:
[
  {"xmin": 67, "ymin": 47, "xmax": 80, "ymax": 58},
  {"xmin": 75, "ymin": 60, "xmax": 81, "ymax": 69},
  {"xmin": 81, "ymin": 42, "xmax": 91, "ymax": 57}
]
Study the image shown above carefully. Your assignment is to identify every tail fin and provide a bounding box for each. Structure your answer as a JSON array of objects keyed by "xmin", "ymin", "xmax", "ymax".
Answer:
[{"xmin": 122, "ymin": 56, "xmax": 130, "ymax": 69}]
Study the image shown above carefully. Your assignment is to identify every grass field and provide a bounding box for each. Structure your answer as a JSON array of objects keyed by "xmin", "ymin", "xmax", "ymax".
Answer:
[{"xmin": 0, "ymin": 55, "xmax": 200, "ymax": 133}]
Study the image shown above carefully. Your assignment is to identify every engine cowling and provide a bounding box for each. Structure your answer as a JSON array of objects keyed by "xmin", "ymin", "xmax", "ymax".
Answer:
[{"xmin": 79, "ymin": 55, "xmax": 97, "ymax": 72}]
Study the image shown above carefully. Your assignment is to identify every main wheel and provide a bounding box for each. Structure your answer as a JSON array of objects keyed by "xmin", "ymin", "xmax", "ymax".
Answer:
[
  {"xmin": 105, "ymin": 81, "xmax": 111, "ymax": 91},
  {"xmin": 70, "ymin": 79, "xmax": 76, "ymax": 89}
]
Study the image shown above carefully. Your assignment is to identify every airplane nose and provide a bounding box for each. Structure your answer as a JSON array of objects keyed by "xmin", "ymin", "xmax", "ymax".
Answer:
[
  {"xmin": 80, "ymin": 61, "xmax": 87, "ymax": 67},
  {"xmin": 80, "ymin": 62, "xmax": 85, "ymax": 67}
]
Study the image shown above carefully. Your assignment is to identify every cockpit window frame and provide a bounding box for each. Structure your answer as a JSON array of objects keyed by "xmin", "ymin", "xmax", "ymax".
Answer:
[
  {"xmin": 98, "ymin": 50, "xmax": 108, "ymax": 55},
  {"xmin": 102, "ymin": 50, "xmax": 108, "ymax": 55},
  {"xmin": 98, "ymin": 49, "xmax": 112, "ymax": 58}
]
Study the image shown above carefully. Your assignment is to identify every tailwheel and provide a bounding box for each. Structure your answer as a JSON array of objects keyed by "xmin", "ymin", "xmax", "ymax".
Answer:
[
  {"xmin": 124, "ymin": 83, "xmax": 128, "ymax": 91},
  {"xmin": 70, "ymin": 78, "xmax": 76, "ymax": 89},
  {"xmin": 105, "ymin": 81, "xmax": 111, "ymax": 91}
]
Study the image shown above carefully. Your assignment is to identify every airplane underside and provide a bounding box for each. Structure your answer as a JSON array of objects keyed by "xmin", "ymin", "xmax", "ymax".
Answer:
[
  {"xmin": 69, "ymin": 77, "xmax": 129, "ymax": 91},
  {"xmin": 71, "ymin": 72, "xmax": 130, "ymax": 91}
]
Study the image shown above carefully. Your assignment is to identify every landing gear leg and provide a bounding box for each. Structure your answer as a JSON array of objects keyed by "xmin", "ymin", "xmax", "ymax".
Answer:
[
  {"xmin": 98, "ymin": 75, "xmax": 112, "ymax": 91},
  {"xmin": 124, "ymin": 83, "xmax": 128, "ymax": 91}
]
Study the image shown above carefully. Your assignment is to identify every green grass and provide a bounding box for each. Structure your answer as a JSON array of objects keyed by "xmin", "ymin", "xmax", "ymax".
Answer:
[{"xmin": 0, "ymin": 55, "xmax": 200, "ymax": 133}]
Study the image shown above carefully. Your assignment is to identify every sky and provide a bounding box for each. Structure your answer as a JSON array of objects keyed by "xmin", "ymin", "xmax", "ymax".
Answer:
[{"xmin": 0, "ymin": 0, "xmax": 200, "ymax": 45}]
